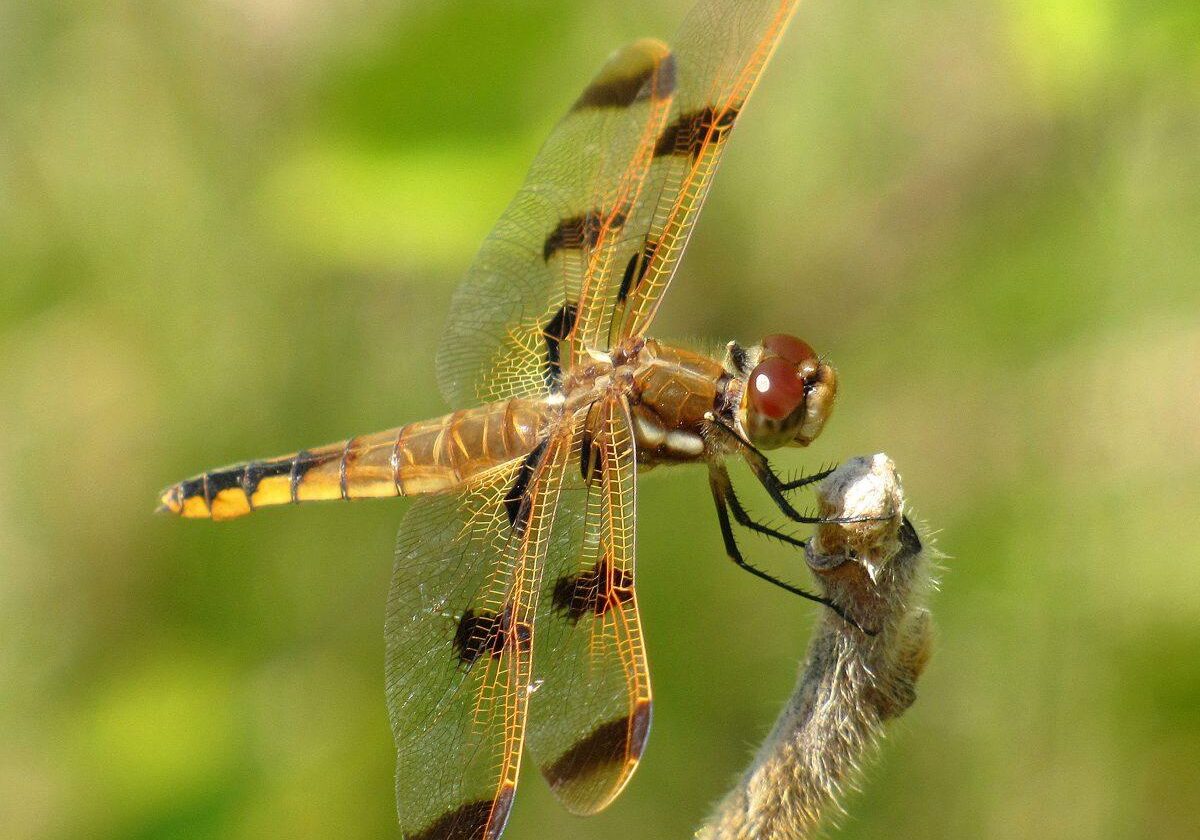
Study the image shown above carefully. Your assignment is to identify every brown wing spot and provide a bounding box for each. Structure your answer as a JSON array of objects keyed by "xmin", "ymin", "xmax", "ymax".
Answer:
[
  {"xmin": 551, "ymin": 557, "xmax": 634, "ymax": 624},
  {"xmin": 541, "ymin": 303, "xmax": 578, "ymax": 390},
  {"xmin": 407, "ymin": 784, "xmax": 515, "ymax": 840},
  {"xmin": 578, "ymin": 401, "xmax": 605, "ymax": 485},
  {"xmin": 571, "ymin": 38, "xmax": 675, "ymax": 111},
  {"xmin": 504, "ymin": 439, "xmax": 548, "ymax": 535},
  {"xmin": 572, "ymin": 53, "xmax": 676, "ymax": 110},
  {"xmin": 617, "ymin": 241, "xmax": 657, "ymax": 304},
  {"xmin": 577, "ymin": 427, "xmax": 599, "ymax": 484},
  {"xmin": 453, "ymin": 604, "xmax": 533, "ymax": 666},
  {"xmin": 653, "ymin": 104, "xmax": 741, "ymax": 159},
  {"xmin": 542, "ymin": 208, "xmax": 629, "ymax": 262},
  {"xmin": 544, "ymin": 700, "xmax": 652, "ymax": 792}
]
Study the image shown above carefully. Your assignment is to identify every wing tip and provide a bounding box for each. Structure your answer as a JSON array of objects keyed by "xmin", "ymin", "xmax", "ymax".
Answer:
[
  {"xmin": 542, "ymin": 699, "xmax": 653, "ymax": 815},
  {"xmin": 571, "ymin": 38, "xmax": 675, "ymax": 111},
  {"xmin": 401, "ymin": 784, "xmax": 516, "ymax": 840}
]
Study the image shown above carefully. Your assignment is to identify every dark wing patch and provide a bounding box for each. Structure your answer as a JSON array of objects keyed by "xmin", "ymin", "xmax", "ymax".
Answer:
[
  {"xmin": 551, "ymin": 557, "xmax": 635, "ymax": 624},
  {"xmin": 541, "ymin": 303, "xmax": 578, "ymax": 389},
  {"xmin": 542, "ymin": 209, "xmax": 629, "ymax": 262},
  {"xmin": 388, "ymin": 435, "xmax": 571, "ymax": 840},
  {"xmin": 577, "ymin": 401, "xmax": 604, "ymax": 484},
  {"xmin": 407, "ymin": 787, "xmax": 515, "ymax": 840},
  {"xmin": 454, "ymin": 605, "xmax": 534, "ymax": 666},
  {"xmin": 528, "ymin": 396, "xmax": 651, "ymax": 815},
  {"xmin": 616, "ymin": 242, "xmax": 657, "ymax": 304},
  {"xmin": 435, "ymin": 38, "xmax": 674, "ymax": 408},
  {"xmin": 573, "ymin": 51, "xmax": 677, "ymax": 110},
  {"xmin": 503, "ymin": 438, "xmax": 549, "ymax": 534},
  {"xmin": 543, "ymin": 702, "xmax": 651, "ymax": 796},
  {"xmin": 653, "ymin": 104, "xmax": 740, "ymax": 159},
  {"xmin": 615, "ymin": 0, "xmax": 804, "ymax": 341}
]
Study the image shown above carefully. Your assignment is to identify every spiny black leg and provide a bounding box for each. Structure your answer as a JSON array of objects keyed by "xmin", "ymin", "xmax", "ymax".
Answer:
[
  {"xmin": 706, "ymin": 416, "xmax": 869, "ymax": 526},
  {"xmin": 722, "ymin": 475, "xmax": 808, "ymax": 551},
  {"xmin": 779, "ymin": 466, "xmax": 836, "ymax": 492},
  {"xmin": 708, "ymin": 462, "xmax": 870, "ymax": 634}
]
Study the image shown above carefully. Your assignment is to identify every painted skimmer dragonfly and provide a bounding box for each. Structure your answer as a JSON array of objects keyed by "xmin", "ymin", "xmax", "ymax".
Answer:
[{"xmin": 160, "ymin": 1, "xmax": 854, "ymax": 836}]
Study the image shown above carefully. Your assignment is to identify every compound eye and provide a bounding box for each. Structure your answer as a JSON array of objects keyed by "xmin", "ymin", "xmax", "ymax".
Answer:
[
  {"xmin": 762, "ymin": 334, "xmax": 817, "ymax": 366},
  {"xmin": 748, "ymin": 356, "xmax": 806, "ymax": 421}
]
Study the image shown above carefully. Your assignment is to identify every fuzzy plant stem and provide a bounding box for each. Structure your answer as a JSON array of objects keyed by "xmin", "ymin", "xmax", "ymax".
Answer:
[{"xmin": 698, "ymin": 454, "xmax": 935, "ymax": 840}]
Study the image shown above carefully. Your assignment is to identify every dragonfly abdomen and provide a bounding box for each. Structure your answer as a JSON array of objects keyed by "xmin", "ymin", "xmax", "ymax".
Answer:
[{"xmin": 159, "ymin": 399, "xmax": 550, "ymax": 521}]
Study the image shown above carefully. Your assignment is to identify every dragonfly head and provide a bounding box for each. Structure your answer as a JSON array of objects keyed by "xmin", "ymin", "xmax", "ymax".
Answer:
[{"xmin": 741, "ymin": 334, "xmax": 837, "ymax": 450}]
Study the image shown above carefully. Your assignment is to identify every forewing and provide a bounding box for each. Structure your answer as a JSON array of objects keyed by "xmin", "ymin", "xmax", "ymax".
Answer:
[
  {"xmin": 612, "ymin": 0, "xmax": 802, "ymax": 340},
  {"xmin": 386, "ymin": 430, "xmax": 570, "ymax": 840},
  {"xmin": 436, "ymin": 40, "xmax": 676, "ymax": 408},
  {"xmin": 528, "ymin": 396, "xmax": 650, "ymax": 814}
]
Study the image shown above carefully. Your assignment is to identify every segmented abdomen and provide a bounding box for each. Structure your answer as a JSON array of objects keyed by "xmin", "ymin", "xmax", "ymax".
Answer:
[{"xmin": 159, "ymin": 399, "xmax": 550, "ymax": 521}]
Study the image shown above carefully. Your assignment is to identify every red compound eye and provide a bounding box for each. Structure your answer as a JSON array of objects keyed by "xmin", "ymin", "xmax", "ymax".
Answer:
[
  {"xmin": 748, "ymin": 356, "xmax": 806, "ymax": 420},
  {"xmin": 762, "ymin": 334, "xmax": 817, "ymax": 365}
]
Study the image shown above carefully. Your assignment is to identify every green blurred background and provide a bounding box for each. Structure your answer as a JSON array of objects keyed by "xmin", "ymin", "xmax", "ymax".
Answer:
[{"xmin": 3, "ymin": 1, "xmax": 1198, "ymax": 838}]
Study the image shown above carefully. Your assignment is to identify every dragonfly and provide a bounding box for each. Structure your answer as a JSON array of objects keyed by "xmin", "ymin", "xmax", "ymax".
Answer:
[{"xmin": 160, "ymin": 1, "xmax": 853, "ymax": 837}]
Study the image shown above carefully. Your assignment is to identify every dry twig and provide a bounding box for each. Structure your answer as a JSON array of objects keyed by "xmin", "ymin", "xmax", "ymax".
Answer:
[{"xmin": 698, "ymin": 454, "xmax": 935, "ymax": 840}]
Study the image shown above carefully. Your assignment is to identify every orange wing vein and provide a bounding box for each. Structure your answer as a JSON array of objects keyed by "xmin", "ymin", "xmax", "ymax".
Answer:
[
  {"xmin": 612, "ymin": 0, "xmax": 804, "ymax": 341},
  {"xmin": 527, "ymin": 395, "xmax": 650, "ymax": 813},
  {"xmin": 386, "ymin": 425, "xmax": 570, "ymax": 839}
]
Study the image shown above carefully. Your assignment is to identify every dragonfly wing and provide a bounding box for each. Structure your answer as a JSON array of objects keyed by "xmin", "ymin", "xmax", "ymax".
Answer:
[
  {"xmin": 528, "ymin": 395, "xmax": 650, "ymax": 814},
  {"xmin": 387, "ymin": 426, "xmax": 571, "ymax": 839},
  {"xmin": 614, "ymin": 0, "xmax": 803, "ymax": 340},
  {"xmin": 436, "ymin": 39, "xmax": 675, "ymax": 409}
]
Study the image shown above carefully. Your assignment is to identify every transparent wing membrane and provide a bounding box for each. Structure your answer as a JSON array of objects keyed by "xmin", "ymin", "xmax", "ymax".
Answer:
[
  {"xmin": 386, "ymin": 431, "xmax": 570, "ymax": 839},
  {"xmin": 436, "ymin": 40, "xmax": 676, "ymax": 408},
  {"xmin": 616, "ymin": 0, "xmax": 802, "ymax": 340},
  {"xmin": 528, "ymin": 397, "xmax": 650, "ymax": 813},
  {"xmin": 435, "ymin": 2, "xmax": 801, "ymax": 419}
]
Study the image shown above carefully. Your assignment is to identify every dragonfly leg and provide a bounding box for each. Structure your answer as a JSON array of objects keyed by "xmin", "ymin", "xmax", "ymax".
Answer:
[
  {"xmin": 706, "ymin": 416, "xmax": 872, "ymax": 526},
  {"xmin": 708, "ymin": 461, "xmax": 869, "ymax": 633},
  {"xmin": 778, "ymin": 466, "xmax": 836, "ymax": 493},
  {"xmin": 712, "ymin": 463, "xmax": 808, "ymax": 551}
]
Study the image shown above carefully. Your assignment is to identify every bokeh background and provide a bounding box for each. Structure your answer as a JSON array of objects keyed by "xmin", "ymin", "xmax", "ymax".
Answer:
[{"xmin": 3, "ymin": 1, "xmax": 1198, "ymax": 838}]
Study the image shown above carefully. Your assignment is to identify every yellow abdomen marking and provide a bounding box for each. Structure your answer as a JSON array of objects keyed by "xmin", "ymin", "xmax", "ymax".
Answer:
[{"xmin": 159, "ymin": 399, "xmax": 549, "ymax": 521}]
